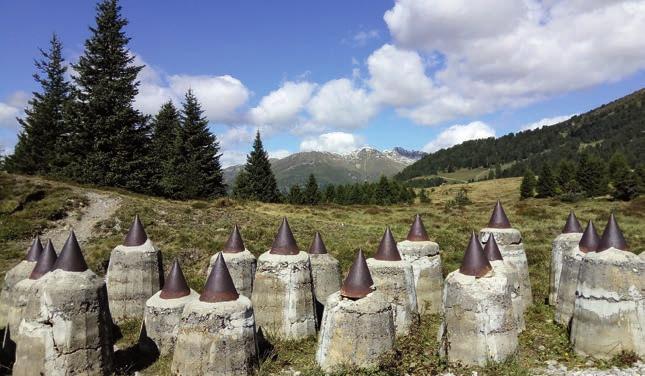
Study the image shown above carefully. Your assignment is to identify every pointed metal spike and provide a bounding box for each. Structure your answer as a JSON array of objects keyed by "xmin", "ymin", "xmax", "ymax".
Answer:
[
  {"xmin": 340, "ymin": 249, "xmax": 374, "ymax": 299},
  {"xmin": 123, "ymin": 215, "xmax": 148, "ymax": 246},
  {"xmin": 459, "ymin": 232, "xmax": 492, "ymax": 277},
  {"xmin": 222, "ymin": 224, "xmax": 245, "ymax": 253},
  {"xmin": 597, "ymin": 212, "xmax": 628, "ymax": 252},
  {"xmin": 53, "ymin": 230, "xmax": 89, "ymax": 272},
  {"xmin": 308, "ymin": 232, "xmax": 328, "ymax": 254},
  {"xmin": 406, "ymin": 214, "xmax": 430, "ymax": 241},
  {"xmin": 374, "ymin": 227, "xmax": 401, "ymax": 261},
  {"xmin": 269, "ymin": 217, "xmax": 299, "ymax": 255},
  {"xmin": 487, "ymin": 200, "xmax": 512, "ymax": 228},
  {"xmin": 200, "ymin": 253, "xmax": 239, "ymax": 303},
  {"xmin": 25, "ymin": 235, "xmax": 43, "ymax": 262},
  {"xmin": 562, "ymin": 211, "xmax": 583, "ymax": 233},
  {"xmin": 578, "ymin": 220, "xmax": 600, "ymax": 253},
  {"xmin": 483, "ymin": 234, "xmax": 504, "ymax": 262},
  {"xmin": 160, "ymin": 259, "xmax": 191, "ymax": 299},
  {"xmin": 29, "ymin": 239, "xmax": 58, "ymax": 279}
]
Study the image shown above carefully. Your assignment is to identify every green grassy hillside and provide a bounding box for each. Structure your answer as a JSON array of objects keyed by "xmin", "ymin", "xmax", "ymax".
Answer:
[{"xmin": 1, "ymin": 173, "xmax": 643, "ymax": 375}]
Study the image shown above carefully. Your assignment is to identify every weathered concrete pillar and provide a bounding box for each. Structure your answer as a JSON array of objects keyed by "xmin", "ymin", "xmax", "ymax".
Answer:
[
  {"xmin": 570, "ymin": 214, "xmax": 645, "ymax": 359},
  {"xmin": 480, "ymin": 200, "xmax": 533, "ymax": 309},
  {"xmin": 0, "ymin": 236, "xmax": 42, "ymax": 329},
  {"xmin": 484, "ymin": 234, "xmax": 525, "ymax": 332},
  {"xmin": 13, "ymin": 231, "xmax": 113, "ymax": 375},
  {"xmin": 397, "ymin": 214, "xmax": 443, "ymax": 315},
  {"xmin": 366, "ymin": 227, "xmax": 418, "ymax": 336},
  {"xmin": 207, "ymin": 225, "xmax": 256, "ymax": 298},
  {"xmin": 316, "ymin": 250, "xmax": 395, "ymax": 373},
  {"xmin": 308, "ymin": 232, "xmax": 341, "ymax": 309},
  {"xmin": 549, "ymin": 211, "xmax": 583, "ymax": 305},
  {"xmin": 251, "ymin": 218, "xmax": 317, "ymax": 339},
  {"xmin": 106, "ymin": 215, "xmax": 163, "ymax": 323},
  {"xmin": 439, "ymin": 232, "xmax": 518, "ymax": 366},
  {"xmin": 144, "ymin": 259, "xmax": 198, "ymax": 356},
  {"xmin": 555, "ymin": 220, "xmax": 600, "ymax": 326},
  {"xmin": 172, "ymin": 253, "xmax": 257, "ymax": 375},
  {"xmin": 7, "ymin": 239, "xmax": 58, "ymax": 337}
]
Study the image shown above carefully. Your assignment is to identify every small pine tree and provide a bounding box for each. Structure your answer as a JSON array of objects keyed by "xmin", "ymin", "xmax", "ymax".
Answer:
[
  {"xmin": 375, "ymin": 176, "xmax": 392, "ymax": 205},
  {"xmin": 608, "ymin": 151, "xmax": 630, "ymax": 185},
  {"xmin": 612, "ymin": 171, "xmax": 639, "ymax": 201},
  {"xmin": 6, "ymin": 34, "xmax": 72, "ymax": 175},
  {"xmin": 234, "ymin": 131, "xmax": 280, "ymax": 202},
  {"xmin": 287, "ymin": 184, "xmax": 303, "ymax": 205},
  {"xmin": 495, "ymin": 164, "xmax": 502, "ymax": 179},
  {"xmin": 151, "ymin": 101, "xmax": 181, "ymax": 196},
  {"xmin": 537, "ymin": 163, "xmax": 557, "ymax": 197},
  {"xmin": 556, "ymin": 160, "xmax": 578, "ymax": 194},
  {"xmin": 520, "ymin": 169, "xmax": 536, "ymax": 199},
  {"xmin": 303, "ymin": 174, "xmax": 321, "ymax": 205},
  {"xmin": 577, "ymin": 152, "xmax": 609, "ymax": 197},
  {"xmin": 323, "ymin": 184, "xmax": 336, "ymax": 203}
]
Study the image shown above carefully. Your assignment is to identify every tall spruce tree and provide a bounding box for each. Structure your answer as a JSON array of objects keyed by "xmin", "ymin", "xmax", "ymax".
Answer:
[
  {"xmin": 520, "ymin": 169, "xmax": 536, "ymax": 199},
  {"xmin": 170, "ymin": 90, "xmax": 225, "ymax": 199},
  {"xmin": 234, "ymin": 131, "xmax": 280, "ymax": 202},
  {"xmin": 608, "ymin": 151, "xmax": 630, "ymax": 185},
  {"xmin": 6, "ymin": 34, "xmax": 71, "ymax": 175},
  {"xmin": 556, "ymin": 160, "xmax": 578, "ymax": 194},
  {"xmin": 536, "ymin": 163, "xmax": 557, "ymax": 197},
  {"xmin": 577, "ymin": 152, "xmax": 609, "ymax": 197},
  {"xmin": 150, "ymin": 101, "xmax": 181, "ymax": 196},
  {"xmin": 303, "ymin": 174, "xmax": 321, "ymax": 205},
  {"xmin": 68, "ymin": 0, "xmax": 150, "ymax": 191}
]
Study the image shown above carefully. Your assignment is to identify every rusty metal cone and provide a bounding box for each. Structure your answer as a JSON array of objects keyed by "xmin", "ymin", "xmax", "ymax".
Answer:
[
  {"xmin": 53, "ymin": 230, "xmax": 89, "ymax": 272},
  {"xmin": 270, "ymin": 217, "xmax": 299, "ymax": 255},
  {"xmin": 406, "ymin": 214, "xmax": 430, "ymax": 241},
  {"xmin": 483, "ymin": 234, "xmax": 504, "ymax": 262},
  {"xmin": 487, "ymin": 200, "xmax": 512, "ymax": 228},
  {"xmin": 578, "ymin": 220, "xmax": 600, "ymax": 253},
  {"xmin": 25, "ymin": 235, "xmax": 43, "ymax": 262},
  {"xmin": 340, "ymin": 249, "xmax": 374, "ymax": 299},
  {"xmin": 200, "ymin": 253, "xmax": 239, "ymax": 303},
  {"xmin": 374, "ymin": 227, "xmax": 401, "ymax": 261},
  {"xmin": 223, "ymin": 224, "xmax": 245, "ymax": 253},
  {"xmin": 562, "ymin": 211, "xmax": 583, "ymax": 233},
  {"xmin": 308, "ymin": 232, "xmax": 328, "ymax": 254},
  {"xmin": 459, "ymin": 232, "xmax": 492, "ymax": 277},
  {"xmin": 123, "ymin": 215, "xmax": 148, "ymax": 246},
  {"xmin": 160, "ymin": 259, "xmax": 191, "ymax": 299},
  {"xmin": 29, "ymin": 239, "xmax": 58, "ymax": 280},
  {"xmin": 597, "ymin": 212, "xmax": 628, "ymax": 252}
]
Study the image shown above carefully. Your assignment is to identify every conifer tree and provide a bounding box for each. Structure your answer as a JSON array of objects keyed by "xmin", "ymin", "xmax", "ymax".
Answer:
[
  {"xmin": 537, "ymin": 163, "xmax": 557, "ymax": 197},
  {"xmin": 577, "ymin": 152, "xmax": 608, "ymax": 197},
  {"xmin": 287, "ymin": 184, "xmax": 303, "ymax": 204},
  {"xmin": 303, "ymin": 174, "xmax": 321, "ymax": 205},
  {"xmin": 151, "ymin": 101, "xmax": 181, "ymax": 196},
  {"xmin": 495, "ymin": 164, "xmax": 502, "ymax": 179},
  {"xmin": 556, "ymin": 160, "xmax": 578, "ymax": 194},
  {"xmin": 6, "ymin": 34, "xmax": 71, "ymax": 175},
  {"xmin": 612, "ymin": 170, "xmax": 639, "ymax": 201},
  {"xmin": 419, "ymin": 188, "xmax": 430, "ymax": 203},
  {"xmin": 608, "ymin": 151, "xmax": 630, "ymax": 185},
  {"xmin": 323, "ymin": 184, "xmax": 336, "ymax": 203},
  {"xmin": 170, "ymin": 90, "xmax": 225, "ymax": 199},
  {"xmin": 520, "ymin": 169, "xmax": 536, "ymax": 199},
  {"xmin": 68, "ymin": 0, "xmax": 150, "ymax": 191},
  {"xmin": 234, "ymin": 131, "xmax": 280, "ymax": 202}
]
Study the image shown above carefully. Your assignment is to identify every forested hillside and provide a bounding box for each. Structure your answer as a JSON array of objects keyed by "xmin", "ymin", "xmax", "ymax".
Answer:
[{"xmin": 396, "ymin": 88, "xmax": 645, "ymax": 181}]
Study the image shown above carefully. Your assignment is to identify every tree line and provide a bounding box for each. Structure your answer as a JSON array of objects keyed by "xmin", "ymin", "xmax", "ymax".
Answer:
[{"xmin": 520, "ymin": 151, "xmax": 643, "ymax": 201}]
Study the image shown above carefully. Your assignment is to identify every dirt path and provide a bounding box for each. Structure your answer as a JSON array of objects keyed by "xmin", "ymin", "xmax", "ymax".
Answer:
[{"xmin": 43, "ymin": 191, "xmax": 121, "ymax": 249}]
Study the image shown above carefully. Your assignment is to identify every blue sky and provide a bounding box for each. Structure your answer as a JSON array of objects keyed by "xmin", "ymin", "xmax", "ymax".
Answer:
[{"xmin": 1, "ymin": 0, "xmax": 644, "ymax": 166}]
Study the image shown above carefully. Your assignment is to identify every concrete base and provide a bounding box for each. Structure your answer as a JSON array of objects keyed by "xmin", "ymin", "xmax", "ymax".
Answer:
[
  {"xmin": 309, "ymin": 253, "xmax": 341, "ymax": 308},
  {"xmin": 12, "ymin": 269, "xmax": 114, "ymax": 375},
  {"xmin": 0, "ymin": 260, "xmax": 36, "ymax": 329},
  {"xmin": 316, "ymin": 291, "xmax": 395, "ymax": 372},
  {"xmin": 366, "ymin": 258, "xmax": 419, "ymax": 336},
  {"xmin": 6, "ymin": 278, "xmax": 40, "ymax": 336},
  {"xmin": 171, "ymin": 296, "xmax": 257, "ymax": 376},
  {"xmin": 480, "ymin": 228, "xmax": 532, "ymax": 309},
  {"xmin": 554, "ymin": 246, "xmax": 584, "ymax": 326},
  {"xmin": 570, "ymin": 248, "xmax": 645, "ymax": 359},
  {"xmin": 106, "ymin": 239, "xmax": 162, "ymax": 323},
  {"xmin": 491, "ymin": 260, "xmax": 525, "ymax": 332},
  {"xmin": 208, "ymin": 250, "xmax": 256, "ymax": 298},
  {"xmin": 143, "ymin": 289, "xmax": 199, "ymax": 356},
  {"xmin": 251, "ymin": 251, "xmax": 317, "ymax": 339},
  {"xmin": 549, "ymin": 233, "xmax": 582, "ymax": 305},
  {"xmin": 398, "ymin": 240, "xmax": 443, "ymax": 315},
  {"xmin": 439, "ymin": 270, "xmax": 518, "ymax": 366}
]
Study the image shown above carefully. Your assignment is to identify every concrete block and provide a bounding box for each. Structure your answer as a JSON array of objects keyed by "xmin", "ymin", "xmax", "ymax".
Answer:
[
  {"xmin": 171, "ymin": 296, "xmax": 257, "ymax": 375},
  {"xmin": 309, "ymin": 253, "xmax": 341, "ymax": 307},
  {"xmin": 549, "ymin": 233, "xmax": 582, "ymax": 305},
  {"xmin": 143, "ymin": 289, "xmax": 199, "ymax": 356},
  {"xmin": 398, "ymin": 240, "xmax": 443, "ymax": 315},
  {"xmin": 0, "ymin": 260, "xmax": 36, "ymax": 329},
  {"xmin": 315, "ymin": 291, "xmax": 395, "ymax": 372},
  {"xmin": 207, "ymin": 250, "xmax": 256, "ymax": 298}
]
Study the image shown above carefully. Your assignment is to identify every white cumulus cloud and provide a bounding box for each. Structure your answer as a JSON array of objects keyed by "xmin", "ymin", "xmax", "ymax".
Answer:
[
  {"xmin": 306, "ymin": 79, "xmax": 379, "ymax": 131},
  {"xmin": 423, "ymin": 121, "xmax": 495, "ymax": 153},
  {"xmin": 299, "ymin": 132, "xmax": 365, "ymax": 154},
  {"xmin": 248, "ymin": 81, "xmax": 315, "ymax": 127}
]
